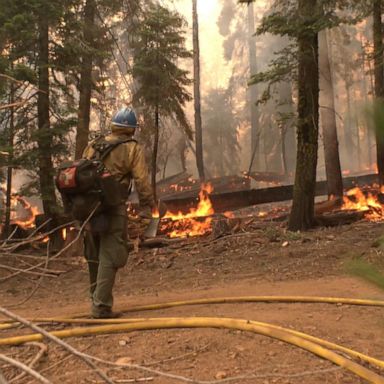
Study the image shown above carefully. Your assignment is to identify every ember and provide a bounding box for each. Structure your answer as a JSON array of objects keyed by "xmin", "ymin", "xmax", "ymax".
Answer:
[{"xmin": 161, "ymin": 183, "xmax": 214, "ymax": 238}]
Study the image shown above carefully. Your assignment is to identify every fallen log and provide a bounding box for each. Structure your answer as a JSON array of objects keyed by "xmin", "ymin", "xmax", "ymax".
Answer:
[
  {"xmin": 315, "ymin": 210, "xmax": 366, "ymax": 227},
  {"xmin": 163, "ymin": 174, "xmax": 379, "ymax": 214}
]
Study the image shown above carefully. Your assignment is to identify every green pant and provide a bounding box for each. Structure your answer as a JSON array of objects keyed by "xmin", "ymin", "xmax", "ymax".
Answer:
[{"xmin": 84, "ymin": 212, "xmax": 128, "ymax": 314}]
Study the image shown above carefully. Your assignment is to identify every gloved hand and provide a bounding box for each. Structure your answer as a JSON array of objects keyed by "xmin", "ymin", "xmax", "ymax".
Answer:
[
  {"xmin": 138, "ymin": 205, "xmax": 152, "ymax": 219},
  {"xmin": 158, "ymin": 200, "xmax": 168, "ymax": 218}
]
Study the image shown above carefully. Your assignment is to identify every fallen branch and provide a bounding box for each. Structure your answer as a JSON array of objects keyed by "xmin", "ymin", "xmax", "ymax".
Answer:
[
  {"xmin": 8, "ymin": 342, "xmax": 48, "ymax": 384},
  {"xmin": 0, "ymin": 264, "xmax": 58, "ymax": 279},
  {"xmin": 0, "ymin": 227, "xmax": 19, "ymax": 248},
  {"xmin": 87, "ymin": 355, "xmax": 342, "ymax": 384},
  {"xmin": 0, "ymin": 209, "xmax": 91, "ymax": 281},
  {"xmin": 0, "ymin": 220, "xmax": 75, "ymax": 252},
  {"xmin": 8, "ymin": 240, "xmax": 51, "ymax": 308},
  {"xmin": 0, "ymin": 307, "xmax": 114, "ymax": 384},
  {"xmin": 0, "ymin": 353, "xmax": 51, "ymax": 384},
  {"xmin": 0, "ymin": 370, "xmax": 8, "ymax": 384}
]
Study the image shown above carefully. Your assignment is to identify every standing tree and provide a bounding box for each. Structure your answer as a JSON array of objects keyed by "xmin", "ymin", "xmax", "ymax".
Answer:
[
  {"xmin": 243, "ymin": 0, "xmax": 364, "ymax": 230},
  {"xmin": 373, "ymin": 0, "xmax": 384, "ymax": 184},
  {"xmin": 247, "ymin": 2, "xmax": 260, "ymax": 172},
  {"xmin": 288, "ymin": 0, "xmax": 320, "ymax": 230},
  {"xmin": 245, "ymin": 0, "xmax": 321, "ymax": 230},
  {"xmin": 132, "ymin": 3, "xmax": 192, "ymax": 199},
  {"xmin": 36, "ymin": 3, "xmax": 58, "ymax": 218},
  {"xmin": 75, "ymin": 0, "xmax": 96, "ymax": 160},
  {"xmin": 319, "ymin": 29, "xmax": 343, "ymax": 198},
  {"xmin": 203, "ymin": 88, "xmax": 240, "ymax": 177},
  {"xmin": 192, "ymin": 0, "xmax": 205, "ymax": 181},
  {"xmin": 0, "ymin": 0, "xmax": 79, "ymax": 219}
]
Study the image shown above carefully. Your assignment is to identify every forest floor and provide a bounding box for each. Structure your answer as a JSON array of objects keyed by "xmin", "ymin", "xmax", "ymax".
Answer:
[{"xmin": 1, "ymin": 219, "xmax": 384, "ymax": 383}]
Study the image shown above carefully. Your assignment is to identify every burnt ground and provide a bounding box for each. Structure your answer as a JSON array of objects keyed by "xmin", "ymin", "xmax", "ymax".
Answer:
[{"xmin": 1, "ymin": 219, "xmax": 384, "ymax": 383}]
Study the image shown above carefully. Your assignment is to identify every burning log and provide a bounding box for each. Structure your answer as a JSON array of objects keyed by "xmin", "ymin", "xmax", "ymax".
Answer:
[
  {"xmin": 162, "ymin": 173, "xmax": 380, "ymax": 214},
  {"xmin": 159, "ymin": 183, "xmax": 214, "ymax": 238}
]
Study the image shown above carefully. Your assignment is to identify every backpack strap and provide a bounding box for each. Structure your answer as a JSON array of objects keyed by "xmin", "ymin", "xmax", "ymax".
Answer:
[{"xmin": 91, "ymin": 138, "xmax": 137, "ymax": 161}]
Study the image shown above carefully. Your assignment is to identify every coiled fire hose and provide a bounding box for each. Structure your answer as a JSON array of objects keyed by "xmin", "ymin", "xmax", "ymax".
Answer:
[{"xmin": 1, "ymin": 296, "xmax": 384, "ymax": 382}]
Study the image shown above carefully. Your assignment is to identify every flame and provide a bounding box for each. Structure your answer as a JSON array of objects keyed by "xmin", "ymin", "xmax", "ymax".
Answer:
[
  {"xmin": 62, "ymin": 228, "xmax": 67, "ymax": 241},
  {"xmin": 152, "ymin": 207, "xmax": 160, "ymax": 218},
  {"xmin": 342, "ymin": 187, "xmax": 384, "ymax": 220},
  {"xmin": 161, "ymin": 183, "xmax": 214, "ymax": 238},
  {"xmin": 12, "ymin": 196, "xmax": 40, "ymax": 230}
]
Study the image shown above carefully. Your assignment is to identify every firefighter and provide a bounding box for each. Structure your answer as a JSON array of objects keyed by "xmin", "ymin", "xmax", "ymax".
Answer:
[{"xmin": 83, "ymin": 107, "xmax": 154, "ymax": 318}]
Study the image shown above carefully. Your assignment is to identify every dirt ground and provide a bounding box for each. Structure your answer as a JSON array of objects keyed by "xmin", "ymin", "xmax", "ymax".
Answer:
[{"xmin": 1, "ymin": 219, "xmax": 384, "ymax": 383}]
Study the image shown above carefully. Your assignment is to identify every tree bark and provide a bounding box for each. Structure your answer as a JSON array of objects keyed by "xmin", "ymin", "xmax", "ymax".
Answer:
[
  {"xmin": 247, "ymin": 2, "xmax": 260, "ymax": 172},
  {"xmin": 152, "ymin": 107, "xmax": 159, "ymax": 202},
  {"xmin": 37, "ymin": 13, "xmax": 57, "ymax": 218},
  {"xmin": 373, "ymin": 0, "xmax": 384, "ymax": 184},
  {"xmin": 75, "ymin": 0, "xmax": 96, "ymax": 160},
  {"xmin": 192, "ymin": 0, "xmax": 205, "ymax": 181},
  {"xmin": 4, "ymin": 78, "xmax": 14, "ymax": 237},
  {"xmin": 319, "ymin": 30, "xmax": 343, "ymax": 198},
  {"xmin": 288, "ymin": 0, "xmax": 319, "ymax": 231},
  {"xmin": 277, "ymin": 81, "xmax": 296, "ymax": 178},
  {"xmin": 360, "ymin": 37, "xmax": 373, "ymax": 167}
]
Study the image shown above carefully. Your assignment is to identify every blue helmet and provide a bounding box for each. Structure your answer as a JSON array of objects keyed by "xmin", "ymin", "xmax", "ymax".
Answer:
[{"xmin": 112, "ymin": 107, "xmax": 138, "ymax": 128}]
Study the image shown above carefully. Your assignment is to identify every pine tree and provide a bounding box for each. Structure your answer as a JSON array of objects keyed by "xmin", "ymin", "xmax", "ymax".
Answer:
[
  {"xmin": 203, "ymin": 88, "xmax": 240, "ymax": 177},
  {"xmin": 0, "ymin": 0, "xmax": 77, "ymax": 219},
  {"xmin": 319, "ymin": 29, "xmax": 343, "ymax": 198},
  {"xmin": 192, "ymin": 0, "xmax": 205, "ymax": 181},
  {"xmin": 242, "ymin": 0, "xmax": 366, "ymax": 230},
  {"xmin": 131, "ymin": 3, "xmax": 192, "ymax": 199},
  {"xmin": 373, "ymin": 0, "xmax": 384, "ymax": 184}
]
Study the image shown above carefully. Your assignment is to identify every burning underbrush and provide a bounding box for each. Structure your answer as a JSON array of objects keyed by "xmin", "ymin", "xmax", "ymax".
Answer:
[
  {"xmin": 158, "ymin": 184, "xmax": 384, "ymax": 239},
  {"xmin": 160, "ymin": 183, "xmax": 215, "ymax": 238},
  {"xmin": 10, "ymin": 195, "xmax": 40, "ymax": 230},
  {"xmin": 341, "ymin": 186, "xmax": 384, "ymax": 221}
]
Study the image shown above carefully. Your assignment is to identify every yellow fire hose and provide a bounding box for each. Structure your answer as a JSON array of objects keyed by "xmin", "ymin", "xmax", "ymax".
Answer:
[
  {"xmin": 1, "ymin": 317, "xmax": 384, "ymax": 383},
  {"xmin": 3, "ymin": 315, "xmax": 384, "ymax": 370},
  {"xmin": 1, "ymin": 295, "xmax": 384, "ymax": 327}
]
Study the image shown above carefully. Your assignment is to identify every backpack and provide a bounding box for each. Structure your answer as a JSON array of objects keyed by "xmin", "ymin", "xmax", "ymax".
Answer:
[{"xmin": 56, "ymin": 137, "xmax": 134, "ymax": 221}]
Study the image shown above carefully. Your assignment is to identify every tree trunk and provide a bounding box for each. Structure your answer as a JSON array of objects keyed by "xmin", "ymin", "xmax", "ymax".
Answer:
[
  {"xmin": 4, "ymin": 79, "xmax": 14, "ymax": 237},
  {"xmin": 288, "ymin": 0, "xmax": 319, "ymax": 231},
  {"xmin": 360, "ymin": 36, "xmax": 373, "ymax": 167},
  {"xmin": 281, "ymin": 127, "xmax": 288, "ymax": 177},
  {"xmin": 152, "ymin": 107, "xmax": 159, "ymax": 202},
  {"xmin": 344, "ymin": 84, "xmax": 355, "ymax": 170},
  {"xmin": 37, "ymin": 13, "xmax": 57, "ymax": 218},
  {"xmin": 277, "ymin": 81, "xmax": 296, "ymax": 178},
  {"xmin": 373, "ymin": 0, "xmax": 384, "ymax": 184},
  {"xmin": 353, "ymin": 90, "xmax": 362, "ymax": 171},
  {"xmin": 319, "ymin": 30, "xmax": 343, "ymax": 198},
  {"xmin": 247, "ymin": 2, "xmax": 260, "ymax": 172},
  {"xmin": 75, "ymin": 0, "xmax": 96, "ymax": 160},
  {"xmin": 192, "ymin": 0, "xmax": 205, "ymax": 181}
]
